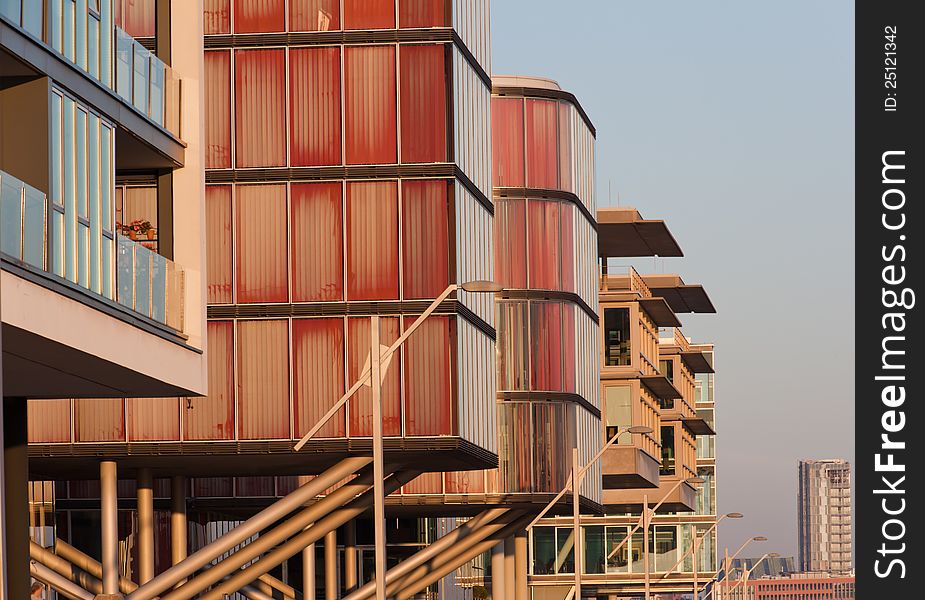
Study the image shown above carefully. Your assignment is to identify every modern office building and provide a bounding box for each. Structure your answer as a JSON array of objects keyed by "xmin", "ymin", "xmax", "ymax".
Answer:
[
  {"xmin": 797, "ymin": 459, "xmax": 852, "ymax": 574},
  {"xmin": 2, "ymin": 0, "xmax": 206, "ymax": 597}
]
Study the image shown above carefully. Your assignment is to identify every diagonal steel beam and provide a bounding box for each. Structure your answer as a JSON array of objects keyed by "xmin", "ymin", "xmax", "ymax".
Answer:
[
  {"xmin": 198, "ymin": 470, "xmax": 423, "ymax": 600},
  {"xmin": 128, "ymin": 456, "xmax": 372, "ymax": 600},
  {"xmin": 29, "ymin": 560, "xmax": 95, "ymax": 600},
  {"xmin": 54, "ymin": 539, "xmax": 138, "ymax": 594},
  {"xmin": 30, "ymin": 541, "xmax": 102, "ymax": 595}
]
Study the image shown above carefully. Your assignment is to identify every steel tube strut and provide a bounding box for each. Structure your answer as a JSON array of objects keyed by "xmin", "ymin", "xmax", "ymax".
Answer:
[
  {"xmin": 394, "ymin": 515, "xmax": 535, "ymax": 600},
  {"xmin": 490, "ymin": 542, "xmax": 505, "ymax": 600},
  {"xmin": 100, "ymin": 461, "xmax": 120, "ymax": 595},
  {"xmin": 304, "ymin": 543, "xmax": 317, "ymax": 600},
  {"xmin": 324, "ymin": 529, "xmax": 337, "ymax": 600},
  {"xmin": 30, "ymin": 541, "xmax": 102, "ymax": 594},
  {"xmin": 129, "ymin": 456, "xmax": 371, "ymax": 600},
  {"xmin": 342, "ymin": 509, "xmax": 512, "ymax": 600},
  {"xmin": 29, "ymin": 560, "xmax": 95, "ymax": 600},
  {"xmin": 170, "ymin": 474, "xmax": 187, "ymax": 589},
  {"xmin": 199, "ymin": 471, "xmax": 421, "ymax": 600},
  {"xmin": 159, "ymin": 470, "xmax": 377, "ymax": 600},
  {"xmin": 54, "ymin": 540, "xmax": 138, "ymax": 594},
  {"xmin": 137, "ymin": 468, "xmax": 155, "ymax": 585},
  {"xmin": 515, "ymin": 529, "xmax": 529, "ymax": 600}
]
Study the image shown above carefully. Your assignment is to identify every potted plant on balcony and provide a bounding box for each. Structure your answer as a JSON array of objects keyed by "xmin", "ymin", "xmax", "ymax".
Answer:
[{"xmin": 118, "ymin": 219, "xmax": 154, "ymax": 241}]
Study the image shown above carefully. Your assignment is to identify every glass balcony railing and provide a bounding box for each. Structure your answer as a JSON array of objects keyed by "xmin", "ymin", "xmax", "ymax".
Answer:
[
  {"xmin": 1, "ymin": 170, "xmax": 185, "ymax": 333},
  {"xmin": 115, "ymin": 27, "xmax": 182, "ymax": 137}
]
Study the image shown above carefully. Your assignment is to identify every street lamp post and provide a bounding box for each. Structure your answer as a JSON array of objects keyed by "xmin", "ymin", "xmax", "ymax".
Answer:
[
  {"xmin": 294, "ymin": 280, "xmax": 502, "ymax": 600},
  {"xmin": 727, "ymin": 552, "xmax": 780, "ymax": 599},
  {"xmin": 655, "ymin": 512, "xmax": 743, "ymax": 599},
  {"xmin": 524, "ymin": 426, "xmax": 654, "ymax": 600},
  {"xmin": 705, "ymin": 536, "xmax": 767, "ymax": 600}
]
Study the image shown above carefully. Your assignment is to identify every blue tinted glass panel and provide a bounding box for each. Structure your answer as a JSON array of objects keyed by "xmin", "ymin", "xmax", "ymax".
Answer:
[
  {"xmin": 151, "ymin": 252, "xmax": 167, "ymax": 323},
  {"xmin": 0, "ymin": 175, "xmax": 22, "ymax": 259},
  {"xmin": 117, "ymin": 236, "xmax": 135, "ymax": 308},
  {"xmin": 116, "ymin": 29, "xmax": 133, "ymax": 101},
  {"xmin": 133, "ymin": 42, "xmax": 149, "ymax": 114},
  {"xmin": 52, "ymin": 210, "xmax": 66, "ymax": 277},
  {"xmin": 89, "ymin": 114, "xmax": 101, "ymax": 293},
  {"xmin": 77, "ymin": 222, "xmax": 89, "ymax": 287},
  {"xmin": 134, "ymin": 245, "xmax": 151, "ymax": 317},
  {"xmin": 23, "ymin": 186, "xmax": 46, "ymax": 268},
  {"xmin": 101, "ymin": 234, "xmax": 113, "ymax": 298}
]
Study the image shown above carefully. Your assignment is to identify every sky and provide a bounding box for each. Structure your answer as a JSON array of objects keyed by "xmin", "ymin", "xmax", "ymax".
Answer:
[{"xmin": 491, "ymin": 1, "xmax": 855, "ymax": 559}]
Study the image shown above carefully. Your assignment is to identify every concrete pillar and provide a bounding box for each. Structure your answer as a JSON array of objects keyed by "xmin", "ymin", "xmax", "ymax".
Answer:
[
  {"xmin": 325, "ymin": 529, "xmax": 338, "ymax": 600},
  {"xmin": 490, "ymin": 542, "xmax": 505, "ymax": 599},
  {"xmin": 514, "ymin": 529, "xmax": 529, "ymax": 600},
  {"xmin": 344, "ymin": 520, "xmax": 358, "ymax": 593},
  {"xmin": 303, "ymin": 543, "xmax": 316, "ymax": 600},
  {"xmin": 3, "ymin": 397, "xmax": 29, "ymax": 600},
  {"xmin": 170, "ymin": 475, "xmax": 187, "ymax": 589},
  {"xmin": 504, "ymin": 536, "xmax": 516, "ymax": 598},
  {"xmin": 137, "ymin": 469, "xmax": 155, "ymax": 585},
  {"xmin": 100, "ymin": 461, "xmax": 119, "ymax": 595}
]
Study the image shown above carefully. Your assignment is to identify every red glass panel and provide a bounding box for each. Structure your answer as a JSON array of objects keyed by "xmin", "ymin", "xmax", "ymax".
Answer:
[
  {"xmin": 235, "ymin": 49, "xmax": 286, "ymax": 167},
  {"xmin": 562, "ymin": 304, "xmax": 576, "ymax": 393},
  {"xmin": 445, "ymin": 470, "xmax": 486, "ymax": 494},
  {"xmin": 290, "ymin": 0, "xmax": 340, "ymax": 31},
  {"xmin": 186, "ymin": 321, "xmax": 234, "ymax": 440},
  {"xmin": 492, "ymin": 97, "xmax": 524, "ymax": 187},
  {"xmin": 527, "ymin": 200, "xmax": 561, "ymax": 290},
  {"xmin": 399, "ymin": 45, "xmax": 447, "ymax": 163},
  {"xmin": 399, "ymin": 0, "xmax": 445, "ymax": 28},
  {"xmin": 204, "ymin": 51, "xmax": 231, "ymax": 169},
  {"xmin": 233, "ymin": 0, "xmax": 285, "ymax": 33},
  {"xmin": 206, "ymin": 186, "xmax": 233, "ymax": 303},
  {"xmin": 237, "ymin": 320, "xmax": 290, "ymax": 439},
  {"xmin": 526, "ymin": 99, "xmax": 559, "ymax": 189},
  {"xmin": 401, "ymin": 180, "xmax": 448, "ymax": 299},
  {"xmin": 127, "ymin": 397, "xmax": 180, "ymax": 441},
  {"xmin": 291, "ymin": 183, "xmax": 344, "ymax": 301},
  {"xmin": 348, "ymin": 317, "xmax": 401, "ymax": 436},
  {"xmin": 120, "ymin": 0, "xmax": 155, "ymax": 37},
  {"xmin": 75, "ymin": 398, "xmax": 124, "ymax": 442},
  {"xmin": 204, "ymin": 0, "xmax": 230, "ymax": 34},
  {"xmin": 235, "ymin": 184, "xmax": 288, "ymax": 303},
  {"xmin": 494, "ymin": 198, "xmax": 526, "ymax": 289},
  {"xmin": 27, "ymin": 399, "xmax": 71, "ymax": 443},
  {"xmin": 344, "ymin": 46, "xmax": 397, "ymax": 165},
  {"xmin": 558, "ymin": 101, "xmax": 573, "ymax": 193},
  {"xmin": 290, "ymin": 47, "xmax": 342, "ymax": 166},
  {"xmin": 498, "ymin": 402, "xmax": 533, "ymax": 492},
  {"xmin": 343, "ymin": 0, "xmax": 395, "ymax": 29},
  {"xmin": 560, "ymin": 202, "xmax": 575, "ymax": 293},
  {"xmin": 402, "ymin": 472, "xmax": 442, "ymax": 494},
  {"xmin": 404, "ymin": 316, "xmax": 453, "ymax": 436},
  {"xmin": 497, "ymin": 301, "xmax": 528, "ymax": 391},
  {"xmin": 530, "ymin": 302, "xmax": 563, "ymax": 392},
  {"xmin": 346, "ymin": 182, "xmax": 398, "ymax": 300},
  {"xmin": 293, "ymin": 318, "xmax": 346, "ymax": 438}
]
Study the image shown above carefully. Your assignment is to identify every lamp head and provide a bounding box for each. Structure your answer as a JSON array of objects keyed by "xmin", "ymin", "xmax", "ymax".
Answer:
[
  {"xmin": 726, "ymin": 512, "xmax": 744, "ymax": 519},
  {"xmin": 460, "ymin": 280, "xmax": 504, "ymax": 293},
  {"xmin": 752, "ymin": 536, "xmax": 768, "ymax": 542},
  {"xmin": 627, "ymin": 425, "xmax": 654, "ymax": 435},
  {"xmin": 686, "ymin": 477, "xmax": 706, "ymax": 485}
]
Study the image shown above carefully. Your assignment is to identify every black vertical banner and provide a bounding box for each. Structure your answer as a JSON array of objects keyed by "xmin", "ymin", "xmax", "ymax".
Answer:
[{"xmin": 856, "ymin": 1, "xmax": 922, "ymax": 597}]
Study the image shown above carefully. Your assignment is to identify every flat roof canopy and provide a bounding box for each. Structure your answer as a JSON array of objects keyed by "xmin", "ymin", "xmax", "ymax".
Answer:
[
  {"xmin": 681, "ymin": 351, "xmax": 715, "ymax": 374},
  {"xmin": 638, "ymin": 298, "xmax": 683, "ymax": 328},
  {"xmin": 597, "ymin": 208, "xmax": 683, "ymax": 258},
  {"xmin": 682, "ymin": 417, "xmax": 717, "ymax": 436},
  {"xmin": 640, "ymin": 374, "xmax": 683, "ymax": 401},
  {"xmin": 642, "ymin": 274, "xmax": 717, "ymax": 313}
]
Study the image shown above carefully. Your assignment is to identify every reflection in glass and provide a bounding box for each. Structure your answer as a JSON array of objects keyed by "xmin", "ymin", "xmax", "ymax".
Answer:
[{"xmin": 604, "ymin": 307, "xmax": 631, "ymax": 366}]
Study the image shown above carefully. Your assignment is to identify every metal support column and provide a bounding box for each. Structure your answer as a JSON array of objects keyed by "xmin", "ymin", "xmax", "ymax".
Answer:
[
  {"xmin": 345, "ymin": 520, "xmax": 358, "ymax": 593},
  {"xmin": 100, "ymin": 461, "xmax": 119, "ymax": 596},
  {"xmin": 643, "ymin": 493, "xmax": 650, "ymax": 600},
  {"xmin": 325, "ymin": 529, "xmax": 338, "ymax": 600},
  {"xmin": 504, "ymin": 536, "xmax": 515, "ymax": 597},
  {"xmin": 303, "ymin": 544, "xmax": 316, "ymax": 600},
  {"xmin": 514, "ymin": 530, "xmax": 528, "ymax": 600},
  {"xmin": 490, "ymin": 543, "xmax": 505, "ymax": 599},
  {"xmin": 170, "ymin": 475, "xmax": 187, "ymax": 589},
  {"xmin": 572, "ymin": 448, "xmax": 582, "ymax": 599},
  {"xmin": 137, "ymin": 469, "xmax": 155, "ymax": 585},
  {"xmin": 370, "ymin": 316, "xmax": 386, "ymax": 600}
]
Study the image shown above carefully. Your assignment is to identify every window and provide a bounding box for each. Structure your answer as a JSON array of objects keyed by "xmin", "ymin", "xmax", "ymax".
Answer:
[
  {"xmin": 235, "ymin": 184, "xmax": 288, "ymax": 303},
  {"xmin": 605, "ymin": 526, "xmax": 631, "ymax": 573},
  {"xmin": 205, "ymin": 186, "xmax": 233, "ymax": 304},
  {"xmin": 348, "ymin": 317, "xmax": 401, "ymax": 436},
  {"xmin": 660, "ymin": 359, "xmax": 674, "ymax": 383},
  {"xmin": 530, "ymin": 302, "xmax": 562, "ymax": 392},
  {"xmin": 204, "ymin": 51, "xmax": 231, "ymax": 168},
  {"xmin": 233, "ymin": 0, "xmax": 285, "ymax": 33},
  {"xmin": 290, "ymin": 0, "xmax": 339, "ymax": 31},
  {"xmin": 401, "ymin": 180, "xmax": 448, "ymax": 298},
  {"xmin": 584, "ymin": 526, "xmax": 605, "ymax": 574},
  {"xmin": 604, "ymin": 385, "xmax": 633, "ymax": 442},
  {"xmin": 290, "ymin": 47, "xmax": 342, "ymax": 166},
  {"xmin": 399, "ymin": 45, "xmax": 447, "ymax": 163},
  {"xmin": 604, "ymin": 308, "xmax": 631, "ymax": 366},
  {"xmin": 293, "ymin": 318, "xmax": 345, "ymax": 438},
  {"xmin": 532, "ymin": 527, "xmax": 575, "ymax": 575},
  {"xmin": 235, "ymin": 49, "xmax": 286, "ymax": 167},
  {"xmin": 404, "ymin": 316, "xmax": 453, "ymax": 435},
  {"xmin": 527, "ymin": 199, "xmax": 561, "ymax": 290},
  {"xmin": 291, "ymin": 183, "xmax": 344, "ymax": 301},
  {"xmin": 204, "ymin": 0, "xmax": 231, "ymax": 34},
  {"xmin": 346, "ymin": 181, "xmax": 398, "ymax": 300},
  {"xmin": 526, "ymin": 99, "xmax": 559, "ymax": 189},
  {"xmin": 492, "ymin": 97, "xmax": 524, "ymax": 187},
  {"xmin": 653, "ymin": 526, "xmax": 678, "ymax": 572},
  {"xmin": 344, "ymin": 46, "xmax": 397, "ymax": 164},
  {"xmin": 661, "ymin": 425, "xmax": 676, "ymax": 476},
  {"xmin": 237, "ymin": 320, "xmax": 290, "ymax": 439},
  {"xmin": 344, "ymin": 0, "xmax": 395, "ymax": 29},
  {"xmin": 494, "ymin": 198, "xmax": 527, "ymax": 289}
]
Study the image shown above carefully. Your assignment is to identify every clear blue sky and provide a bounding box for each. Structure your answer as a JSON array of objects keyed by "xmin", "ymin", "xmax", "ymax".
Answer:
[{"xmin": 491, "ymin": 1, "xmax": 855, "ymax": 559}]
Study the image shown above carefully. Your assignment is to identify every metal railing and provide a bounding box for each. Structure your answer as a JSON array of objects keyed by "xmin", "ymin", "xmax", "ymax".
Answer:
[
  {"xmin": 600, "ymin": 264, "xmax": 652, "ymax": 298},
  {"xmin": 2, "ymin": 170, "xmax": 185, "ymax": 333},
  {"xmin": 115, "ymin": 27, "xmax": 182, "ymax": 137}
]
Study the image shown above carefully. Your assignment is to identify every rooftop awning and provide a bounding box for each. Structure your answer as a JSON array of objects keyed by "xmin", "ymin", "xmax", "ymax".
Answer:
[{"xmin": 597, "ymin": 208, "xmax": 683, "ymax": 258}]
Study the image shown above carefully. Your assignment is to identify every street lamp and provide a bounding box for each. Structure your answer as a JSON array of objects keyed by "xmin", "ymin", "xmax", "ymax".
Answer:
[
  {"xmin": 293, "ymin": 280, "xmax": 501, "ymax": 600},
  {"xmin": 655, "ymin": 512, "xmax": 743, "ymax": 599},
  {"xmin": 727, "ymin": 552, "xmax": 780, "ymax": 598},
  {"xmin": 523, "ymin": 425, "xmax": 654, "ymax": 600},
  {"xmin": 705, "ymin": 536, "xmax": 767, "ymax": 600}
]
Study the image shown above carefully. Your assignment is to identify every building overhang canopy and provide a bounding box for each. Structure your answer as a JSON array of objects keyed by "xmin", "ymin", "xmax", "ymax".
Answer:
[
  {"xmin": 682, "ymin": 417, "xmax": 716, "ymax": 436},
  {"xmin": 642, "ymin": 274, "xmax": 717, "ymax": 313},
  {"xmin": 637, "ymin": 298, "xmax": 682, "ymax": 328},
  {"xmin": 680, "ymin": 351, "xmax": 715, "ymax": 374},
  {"xmin": 640, "ymin": 374, "xmax": 683, "ymax": 401},
  {"xmin": 597, "ymin": 208, "xmax": 683, "ymax": 258}
]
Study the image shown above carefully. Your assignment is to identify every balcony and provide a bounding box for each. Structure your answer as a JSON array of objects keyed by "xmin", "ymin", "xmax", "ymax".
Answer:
[
  {"xmin": 115, "ymin": 27, "xmax": 181, "ymax": 137},
  {"xmin": 1, "ymin": 170, "xmax": 185, "ymax": 333},
  {"xmin": 601, "ymin": 444, "xmax": 660, "ymax": 489},
  {"xmin": 603, "ymin": 476, "xmax": 699, "ymax": 513}
]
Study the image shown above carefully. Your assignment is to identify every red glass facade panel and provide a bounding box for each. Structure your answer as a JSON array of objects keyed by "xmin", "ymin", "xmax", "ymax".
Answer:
[
  {"xmin": 346, "ymin": 181, "xmax": 398, "ymax": 300},
  {"xmin": 291, "ymin": 183, "xmax": 344, "ymax": 301},
  {"xmin": 494, "ymin": 199, "xmax": 526, "ymax": 289},
  {"xmin": 445, "ymin": 470, "xmax": 486, "ymax": 494},
  {"xmin": 27, "ymin": 399, "xmax": 70, "ymax": 443},
  {"xmin": 235, "ymin": 184, "xmax": 288, "ymax": 303},
  {"xmin": 401, "ymin": 180, "xmax": 449, "ymax": 299},
  {"xmin": 237, "ymin": 320, "xmax": 290, "ymax": 439},
  {"xmin": 293, "ymin": 318, "xmax": 346, "ymax": 438},
  {"xmin": 348, "ymin": 317, "xmax": 401, "ymax": 436},
  {"xmin": 559, "ymin": 202, "xmax": 575, "ymax": 293},
  {"xmin": 119, "ymin": 0, "xmax": 155, "ymax": 37},
  {"xmin": 127, "ymin": 397, "xmax": 180, "ymax": 441},
  {"xmin": 527, "ymin": 200, "xmax": 561, "ymax": 290},
  {"xmin": 344, "ymin": 46, "xmax": 397, "ymax": 165},
  {"xmin": 558, "ymin": 101, "xmax": 573, "ymax": 193},
  {"xmin": 203, "ymin": 0, "xmax": 231, "ymax": 34},
  {"xmin": 75, "ymin": 398, "xmax": 124, "ymax": 442},
  {"xmin": 399, "ymin": 45, "xmax": 447, "ymax": 163},
  {"xmin": 206, "ymin": 186, "xmax": 233, "ymax": 304},
  {"xmin": 404, "ymin": 316, "xmax": 453, "ymax": 436},
  {"xmin": 562, "ymin": 304, "xmax": 576, "ymax": 392},
  {"xmin": 233, "ymin": 0, "xmax": 285, "ymax": 33},
  {"xmin": 290, "ymin": 0, "xmax": 340, "ymax": 31},
  {"xmin": 343, "ymin": 0, "xmax": 395, "ymax": 30},
  {"xmin": 235, "ymin": 49, "xmax": 286, "ymax": 167},
  {"xmin": 186, "ymin": 321, "xmax": 235, "ymax": 440},
  {"xmin": 492, "ymin": 97, "xmax": 524, "ymax": 187},
  {"xmin": 398, "ymin": 0, "xmax": 445, "ymax": 28},
  {"xmin": 402, "ymin": 472, "xmax": 442, "ymax": 494},
  {"xmin": 204, "ymin": 51, "xmax": 231, "ymax": 169},
  {"xmin": 526, "ymin": 99, "xmax": 559, "ymax": 189},
  {"xmin": 290, "ymin": 47, "xmax": 342, "ymax": 166},
  {"xmin": 530, "ymin": 302, "xmax": 563, "ymax": 392}
]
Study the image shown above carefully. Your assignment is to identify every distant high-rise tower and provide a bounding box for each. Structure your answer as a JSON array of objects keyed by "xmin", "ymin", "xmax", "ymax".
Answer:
[{"xmin": 798, "ymin": 459, "xmax": 853, "ymax": 574}]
